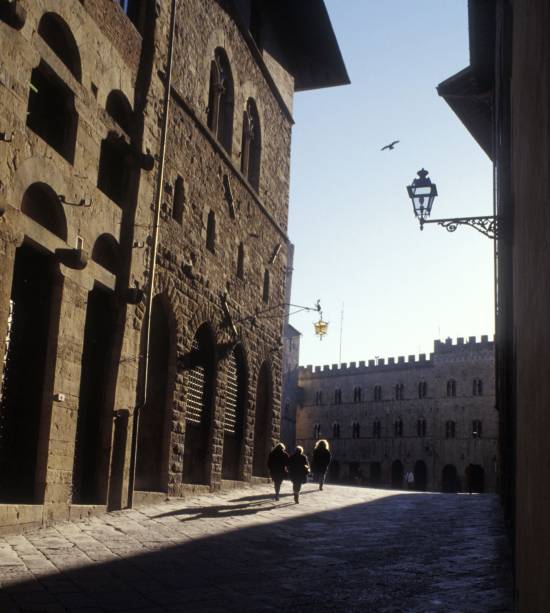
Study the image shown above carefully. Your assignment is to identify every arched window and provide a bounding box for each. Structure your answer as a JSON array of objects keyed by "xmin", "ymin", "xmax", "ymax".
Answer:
[
  {"xmin": 472, "ymin": 420, "xmax": 482, "ymax": 438},
  {"xmin": 207, "ymin": 48, "xmax": 234, "ymax": 154},
  {"xmin": 21, "ymin": 183, "xmax": 67, "ymax": 241},
  {"xmin": 353, "ymin": 386, "xmax": 362, "ymax": 402},
  {"xmin": 222, "ymin": 344, "xmax": 247, "ymax": 480},
  {"xmin": 206, "ymin": 210, "xmax": 216, "ymax": 253},
  {"xmin": 418, "ymin": 381, "xmax": 427, "ymax": 398},
  {"xmin": 447, "ymin": 379, "xmax": 456, "ymax": 397},
  {"xmin": 473, "ymin": 379, "xmax": 483, "ymax": 396},
  {"xmin": 262, "ymin": 269, "xmax": 270, "ymax": 303},
  {"xmin": 372, "ymin": 420, "xmax": 381, "ymax": 438},
  {"xmin": 332, "ymin": 422, "xmax": 341, "ymax": 439},
  {"xmin": 91, "ymin": 234, "xmax": 119, "ymax": 275},
  {"xmin": 445, "ymin": 420, "xmax": 456, "ymax": 439},
  {"xmin": 374, "ymin": 385, "xmax": 382, "ymax": 401},
  {"xmin": 395, "ymin": 383, "xmax": 404, "ymax": 400},
  {"xmin": 38, "ymin": 13, "xmax": 82, "ymax": 81},
  {"xmin": 116, "ymin": 0, "xmax": 146, "ymax": 33},
  {"xmin": 352, "ymin": 421, "xmax": 360, "ymax": 438},
  {"xmin": 236, "ymin": 242, "xmax": 245, "ymax": 279},
  {"xmin": 416, "ymin": 419, "xmax": 426, "ymax": 437},
  {"xmin": 314, "ymin": 390, "xmax": 323, "ymax": 406},
  {"xmin": 241, "ymin": 98, "xmax": 261, "ymax": 191},
  {"xmin": 27, "ymin": 61, "xmax": 78, "ymax": 163},
  {"xmin": 394, "ymin": 419, "xmax": 403, "ymax": 437},
  {"xmin": 173, "ymin": 176, "xmax": 185, "ymax": 223},
  {"xmin": 105, "ymin": 90, "xmax": 134, "ymax": 136},
  {"xmin": 334, "ymin": 388, "xmax": 342, "ymax": 404},
  {"xmin": 313, "ymin": 423, "xmax": 321, "ymax": 440}
]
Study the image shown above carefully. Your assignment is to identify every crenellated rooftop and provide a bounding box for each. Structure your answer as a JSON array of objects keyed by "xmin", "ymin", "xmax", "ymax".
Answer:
[{"xmin": 300, "ymin": 336, "xmax": 494, "ymax": 378}]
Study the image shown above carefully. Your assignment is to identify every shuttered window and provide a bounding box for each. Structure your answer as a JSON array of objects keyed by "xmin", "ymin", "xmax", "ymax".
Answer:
[
  {"xmin": 186, "ymin": 340, "xmax": 205, "ymax": 425},
  {"xmin": 224, "ymin": 351, "xmax": 238, "ymax": 434}
]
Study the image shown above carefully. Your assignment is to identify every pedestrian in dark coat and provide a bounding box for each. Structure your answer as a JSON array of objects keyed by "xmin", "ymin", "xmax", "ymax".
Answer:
[
  {"xmin": 287, "ymin": 446, "xmax": 310, "ymax": 504},
  {"xmin": 267, "ymin": 443, "xmax": 289, "ymax": 501},
  {"xmin": 311, "ymin": 439, "xmax": 331, "ymax": 491}
]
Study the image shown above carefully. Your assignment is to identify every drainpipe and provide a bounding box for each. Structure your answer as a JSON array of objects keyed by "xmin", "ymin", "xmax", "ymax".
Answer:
[{"xmin": 128, "ymin": 0, "xmax": 177, "ymax": 508}]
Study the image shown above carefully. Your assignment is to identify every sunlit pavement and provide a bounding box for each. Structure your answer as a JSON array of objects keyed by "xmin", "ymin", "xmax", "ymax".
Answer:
[{"xmin": 0, "ymin": 484, "xmax": 512, "ymax": 612}]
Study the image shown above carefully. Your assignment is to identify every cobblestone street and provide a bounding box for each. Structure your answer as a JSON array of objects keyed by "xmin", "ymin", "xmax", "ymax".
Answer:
[{"xmin": 0, "ymin": 485, "xmax": 512, "ymax": 612}]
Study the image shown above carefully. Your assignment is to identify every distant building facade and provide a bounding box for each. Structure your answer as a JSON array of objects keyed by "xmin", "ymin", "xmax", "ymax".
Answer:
[{"xmin": 295, "ymin": 337, "xmax": 497, "ymax": 492}]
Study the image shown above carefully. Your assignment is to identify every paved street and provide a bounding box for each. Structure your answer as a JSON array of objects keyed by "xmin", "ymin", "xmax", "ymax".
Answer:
[{"xmin": 0, "ymin": 485, "xmax": 512, "ymax": 612}]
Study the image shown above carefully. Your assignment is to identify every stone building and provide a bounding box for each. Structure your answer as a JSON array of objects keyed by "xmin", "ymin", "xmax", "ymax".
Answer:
[
  {"xmin": 295, "ymin": 337, "xmax": 497, "ymax": 492},
  {"xmin": 0, "ymin": 0, "xmax": 348, "ymax": 531},
  {"xmin": 437, "ymin": 1, "xmax": 550, "ymax": 608}
]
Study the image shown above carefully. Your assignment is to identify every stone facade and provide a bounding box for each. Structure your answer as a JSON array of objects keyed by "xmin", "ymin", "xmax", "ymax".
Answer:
[
  {"xmin": 0, "ymin": 0, "xmax": 347, "ymax": 532},
  {"xmin": 295, "ymin": 337, "xmax": 497, "ymax": 492}
]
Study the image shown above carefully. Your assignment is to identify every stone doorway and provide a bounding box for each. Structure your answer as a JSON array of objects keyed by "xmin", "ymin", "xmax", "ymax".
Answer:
[
  {"xmin": 252, "ymin": 362, "xmax": 272, "ymax": 477},
  {"xmin": 467, "ymin": 463, "xmax": 485, "ymax": 493},
  {"xmin": 442, "ymin": 464, "xmax": 460, "ymax": 493},
  {"xmin": 0, "ymin": 243, "xmax": 60, "ymax": 503},
  {"xmin": 72, "ymin": 284, "xmax": 117, "ymax": 504},
  {"xmin": 391, "ymin": 460, "xmax": 404, "ymax": 489},
  {"xmin": 369, "ymin": 461, "xmax": 382, "ymax": 486},
  {"xmin": 414, "ymin": 460, "xmax": 428, "ymax": 491}
]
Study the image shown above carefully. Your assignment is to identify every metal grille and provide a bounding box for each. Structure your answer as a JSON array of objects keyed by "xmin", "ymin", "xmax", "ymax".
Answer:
[
  {"xmin": 224, "ymin": 352, "xmax": 238, "ymax": 433},
  {"xmin": 186, "ymin": 340, "xmax": 205, "ymax": 424}
]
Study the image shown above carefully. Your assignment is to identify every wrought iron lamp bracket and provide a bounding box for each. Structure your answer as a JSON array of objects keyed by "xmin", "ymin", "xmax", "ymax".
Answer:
[{"xmin": 420, "ymin": 215, "xmax": 499, "ymax": 239}]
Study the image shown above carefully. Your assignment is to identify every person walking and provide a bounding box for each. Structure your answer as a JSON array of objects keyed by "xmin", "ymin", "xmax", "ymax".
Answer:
[
  {"xmin": 267, "ymin": 443, "xmax": 289, "ymax": 501},
  {"xmin": 287, "ymin": 446, "xmax": 310, "ymax": 504},
  {"xmin": 311, "ymin": 439, "xmax": 331, "ymax": 491},
  {"xmin": 406, "ymin": 470, "xmax": 415, "ymax": 490}
]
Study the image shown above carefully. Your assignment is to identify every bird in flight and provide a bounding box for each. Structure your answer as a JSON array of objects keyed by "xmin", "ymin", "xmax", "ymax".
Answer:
[{"xmin": 381, "ymin": 140, "xmax": 400, "ymax": 151}]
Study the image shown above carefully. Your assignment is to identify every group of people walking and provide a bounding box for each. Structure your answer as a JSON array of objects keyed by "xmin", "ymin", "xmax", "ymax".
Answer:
[{"xmin": 267, "ymin": 439, "xmax": 331, "ymax": 503}]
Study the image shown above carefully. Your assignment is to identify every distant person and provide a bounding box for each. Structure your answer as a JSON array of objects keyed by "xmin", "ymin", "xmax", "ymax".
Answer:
[
  {"xmin": 311, "ymin": 439, "xmax": 331, "ymax": 491},
  {"xmin": 267, "ymin": 443, "xmax": 289, "ymax": 501},
  {"xmin": 406, "ymin": 470, "xmax": 415, "ymax": 490},
  {"xmin": 287, "ymin": 446, "xmax": 310, "ymax": 504}
]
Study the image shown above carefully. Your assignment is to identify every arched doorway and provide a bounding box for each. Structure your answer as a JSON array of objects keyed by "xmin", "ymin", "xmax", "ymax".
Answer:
[
  {"xmin": 369, "ymin": 461, "xmax": 382, "ymax": 486},
  {"xmin": 72, "ymin": 284, "xmax": 117, "ymax": 504},
  {"xmin": 221, "ymin": 345, "xmax": 247, "ymax": 480},
  {"xmin": 391, "ymin": 460, "xmax": 404, "ymax": 488},
  {"xmin": 252, "ymin": 362, "xmax": 272, "ymax": 477},
  {"xmin": 136, "ymin": 295, "xmax": 175, "ymax": 491},
  {"xmin": 329, "ymin": 460, "xmax": 340, "ymax": 482},
  {"xmin": 442, "ymin": 464, "xmax": 460, "ymax": 493},
  {"xmin": 182, "ymin": 324, "xmax": 216, "ymax": 484},
  {"xmin": 0, "ymin": 242, "xmax": 61, "ymax": 502},
  {"xmin": 467, "ymin": 464, "xmax": 485, "ymax": 493},
  {"xmin": 414, "ymin": 460, "xmax": 428, "ymax": 491}
]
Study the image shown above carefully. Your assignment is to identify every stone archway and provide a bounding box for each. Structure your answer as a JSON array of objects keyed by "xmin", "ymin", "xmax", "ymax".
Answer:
[
  {"xmin": 252, "ymin": 361, "xmax": 273, "ymax": 477},
  {"xmin": 391, "ymin": 460, "xmax": 404, "ymax": 489},
  {"xmin": 467, "ymin": 463, "xmax": 485, "ymax": 493},
  {"xmin": 442, "ymin": 464, "xmax": 460, "ymax": 493},
  {"xmin": 414, "ymin": 460, "xmax": 428, "ymax": 491}
]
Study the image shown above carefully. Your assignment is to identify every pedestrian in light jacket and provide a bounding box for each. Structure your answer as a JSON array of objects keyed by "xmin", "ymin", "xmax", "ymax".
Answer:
[
  {"xmin": 267, "ymin": 443, "xmax": 289, "ymax": 501},
  {"xmin": 287, "ymin": 446, "xmax": 310, "ymax": 504},
  {"xmin": 311, "ymin": 439, "xmax": 331, "ymax": 491}
]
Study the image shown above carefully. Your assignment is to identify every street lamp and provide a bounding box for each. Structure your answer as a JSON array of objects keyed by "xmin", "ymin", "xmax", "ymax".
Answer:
[{"xmin": 406, "ymin": 169, "xmax": 498, "ymax": 239}]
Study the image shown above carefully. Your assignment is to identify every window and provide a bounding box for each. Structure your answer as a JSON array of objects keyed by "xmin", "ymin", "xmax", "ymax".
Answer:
[
  {"xmin": 38, "ymin": 13, "xmax": 82, "ymax": 82},
  {"xmin": 115, "ymin": 0, "xmax": 145, "ymax": 32},
  {"xmin": 395, "ymin": 383, "xmax": 404, "ymax": 400},
  {"xmin": 353, "ymin": 386, "xmax": 362, "ymax": 403},
  {"xmin": 372, "ymin": 420, "xmax": 381, "ymax": 438},
  {"xmin": 418, "ymin": 381, "xmax": 427, "ymax": 398},
  {"xmin": 105, "ymin": 90, "xmax": 134, "ymax": 136},
  {"xmin": 394, "ymin": 419, "xmax": 403, "ymax": 437},
  {"xmin": 332, "ymin": 422, "xmax": 341, "ymax": 439},
  {"xmin": 27, "ymin": 61, "xmax": 78, "ymax": 163},
  {"xmin": 352, "ymin": 421, "xmax": 361, "ymax": 439},
  {"xmin": 241, "ymin": 98, "xmax": 261, "ymax": 191},
  {"xmin": 374, "ymin": 385, "xmax": 382, "ymax": 401},
  {"xmin": 207, "ymin": 48, "xmax": 234, "ymax": 154},
  {"xmin": 97, "ymin": 134, "xmax": 132, "ymax": 207},
  {"xmin": 334, "ymin": 388, "xmax": 342, "ymax": 405},
  {"xmin": 314, "ymin": 391, "xmax": 323, "ymax": 406},
  {"xmin": 447, "ymin": 379, "xmax": 457, "ymax": 397},
  {"xmin": 262, "ymin": 269, "xmax": 270, "ymax": 303},
  {"xmin": 172, "ymin": 176, "xmax": 185, "ymax": 223},
  {"xmin": 313, "ymin": 423, "xmax": 321, "ymax": 440},
  {"xmin": 416, "ymin": 419, "xmax": 426, "ymax": 437},
  {"xmin": 206, "ymin": 211, "xmax": 216, "ymax": 253},
  {"xmin": 473, "ymin": 379, "xmax": 483, "ymax": 396},
  {"xmin": 445, "ymin": 420, "xmax": 456, "ymax": 439},
  {"xmin": 472, "ymin": 420, "xmax": 482, "ymax": 438},
  {"xmin": 236, "ymin": 242, "xmax": 245, "ymax": 279}
]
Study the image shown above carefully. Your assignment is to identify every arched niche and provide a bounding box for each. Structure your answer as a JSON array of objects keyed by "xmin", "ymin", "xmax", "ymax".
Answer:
[
  {"xmin": 105, "ymin": 90, "xmax": 134, "ymax": 136},
  {"xmin": 21, "ymin": 182, "xmax": 67, "ymax": 241},
  {"xmin": 91, "ymin": 233, "xmax": 120, "ymax": 275},
  {"xmin": 38, "ymin": 12, "xmax": 82, "ymax": 82}
]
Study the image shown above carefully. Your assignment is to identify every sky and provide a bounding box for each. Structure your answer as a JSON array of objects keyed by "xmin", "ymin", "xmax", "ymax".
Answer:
[{"xmin": 287, "ymin": 0, "xmax": 494, "ymax": 368}]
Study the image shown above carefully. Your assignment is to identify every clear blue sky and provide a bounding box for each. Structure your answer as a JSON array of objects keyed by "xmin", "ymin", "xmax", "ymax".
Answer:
[{"xmin": 287, "ymin": 0, "xmax": 494, "ymax": 367}]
